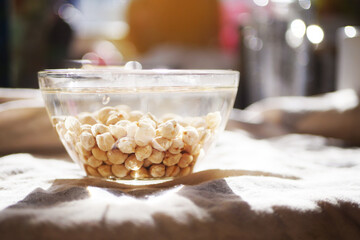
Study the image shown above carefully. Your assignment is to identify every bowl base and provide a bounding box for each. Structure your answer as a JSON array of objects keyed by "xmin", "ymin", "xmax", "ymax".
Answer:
[{"xmin": 103, "ymin": 176, "xmax": 176, "ymax": 186}]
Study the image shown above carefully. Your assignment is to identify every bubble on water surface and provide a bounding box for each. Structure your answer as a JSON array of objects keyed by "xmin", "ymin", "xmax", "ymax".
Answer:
[
  {"xmin": 124, "ymin": 61, "xmax": 142, "ymax": 70},
  {"xmin": 102, "ymin": 95, "xmax": 110, "ymax": 105}
]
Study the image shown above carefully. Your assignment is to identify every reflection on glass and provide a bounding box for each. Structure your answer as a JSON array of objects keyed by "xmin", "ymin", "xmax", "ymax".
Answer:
[{"xmin": 239, "ymin": 0, "xmax": 313, "ymax": 107}]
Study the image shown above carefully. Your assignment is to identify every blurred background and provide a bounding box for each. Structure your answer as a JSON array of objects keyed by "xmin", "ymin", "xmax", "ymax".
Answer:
[{"xmin": 0, "ymin": 0, "xmax": 360, "ymax": 108}]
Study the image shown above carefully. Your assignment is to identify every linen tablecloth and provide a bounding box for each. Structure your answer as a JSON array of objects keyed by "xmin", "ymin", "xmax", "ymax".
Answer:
[{"xmin": 1, "ymin": 130, "xmax": 360, "ymax": 240}]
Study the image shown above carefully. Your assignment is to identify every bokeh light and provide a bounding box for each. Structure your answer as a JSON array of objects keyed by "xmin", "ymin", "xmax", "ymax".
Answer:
[
  {"xmin": 344, "ymin": 26, "xmax": 357, "ymax": 38},
  {"xmin": 306, "ymin": 25, "xmax": 324, "ymax": 44},
  {"xmin": 253, "ymin": 0, "xmax": 269, "ymax": 7},
  {"xmin": 291, "ymin": 19, "xmax": 306, "ymax": 38},
  {"xmin": 298, "ymin": 0, "xmax": 311, "ymax": 10}
]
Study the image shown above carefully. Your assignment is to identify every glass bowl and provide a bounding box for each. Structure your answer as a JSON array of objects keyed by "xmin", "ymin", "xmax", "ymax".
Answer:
[{"xmin": 38, "ymin": 68, "xmax": 239, "ymax": 182}]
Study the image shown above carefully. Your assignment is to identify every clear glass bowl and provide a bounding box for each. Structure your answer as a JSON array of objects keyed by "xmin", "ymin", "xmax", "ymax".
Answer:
[{"xmin": 38, "ymin": 68, "xmax": 239, "ymax": 182}]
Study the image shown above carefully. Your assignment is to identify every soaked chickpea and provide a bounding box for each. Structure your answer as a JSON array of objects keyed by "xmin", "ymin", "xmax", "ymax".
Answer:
[{"xmin": 61, "ymin": 105, "xmax": 221, "ymax": 180}]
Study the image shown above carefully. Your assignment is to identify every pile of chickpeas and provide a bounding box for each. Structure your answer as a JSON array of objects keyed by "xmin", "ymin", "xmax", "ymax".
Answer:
[{"xmin": 54, "ymin": 105, "xmax": 221, "ymax": 180}]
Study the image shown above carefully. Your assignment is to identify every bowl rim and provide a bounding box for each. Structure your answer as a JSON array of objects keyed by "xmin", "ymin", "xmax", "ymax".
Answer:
[{"xmin": 38, "ymin": 68, "xmax": 239, "ymax": 76}]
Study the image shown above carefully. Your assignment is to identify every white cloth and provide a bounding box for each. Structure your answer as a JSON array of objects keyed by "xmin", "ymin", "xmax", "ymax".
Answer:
[{"xmin": 1, "ymin": 130, "xmax": 360, "ymax": 239}]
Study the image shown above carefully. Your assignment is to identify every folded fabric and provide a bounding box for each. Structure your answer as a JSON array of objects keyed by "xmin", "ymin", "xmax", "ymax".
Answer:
[
  {"xmin": 0, "ymin": 88, "xmax": 63, "ymax": 154},
  {"xmin": 232, "ymin": 89, "xmax": 360, "ymax": 145},
  {"xmin": 1, "ymin": 131, "xmax": 360, "ymax": 239}
]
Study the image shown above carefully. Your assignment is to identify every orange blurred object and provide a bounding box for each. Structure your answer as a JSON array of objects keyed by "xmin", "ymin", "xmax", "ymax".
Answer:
[{"xmin": 127, "ymin": 0, "xmax": 220, "ymax": 53}]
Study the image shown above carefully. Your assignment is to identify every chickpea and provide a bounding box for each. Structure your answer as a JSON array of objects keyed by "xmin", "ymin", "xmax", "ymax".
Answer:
[
  {"xmin": 165, "ymin": 165, "xmax": 180, "ymax": 177},
  {"xmin": 168, "ymin": 138, "xmax": 184, "ymax": 154},
  {"xmin": 179, "ymin": 166, "xmax": 192, "ymax": 177},
  {"xmin": 143, "ymin": 159, "xmax": 152, "ymax": 168},
  {"xmin": 86, "ymin": 165, "xmax": 101, "ymax": 177},
  {"xmin": 205, "ymin": 111, "xmax": 221, "ymax": 130},
  {"xmin": 111, "ymin": 164, "xmax": 129, "ymax": 178},
  {"xmin": 104, "ymin": 160, "xmax": 113, "ymax": 165},
  {"xmin": 117, "ymin": 137, "xmax": 136, "ymax": 154},
  {"xmin": 106, "ymin": 110, "xmax": 129, "ymax": 125},
  {"xmin": 64, "ymin": 116, "xmax": 81, "ymax": 135},
  {"xmin": 135, "ymin": 145, "xmax": 152, "ymax": 161},
  {"xmin": 97, "ymin": 165, "xmax": 113, "ymax": 178},
  {"xmin": 157, "ymin": 119, "xmax": 180, "ymax": 140},
  {"xmin": 130, "ymin": 167, "xmax": 150, "ymax": 179},
  {"xmin": 126, "ymin": 122, "xmax": 138, "ymax": 138},
  {"xmin": 140, "ymin": 113, "xmax": 158, "ymax": 128},
  {"xmin": 135, "ymin": 120, "xmax": 156, "ymax": 146},
  {"xmin": 106, "ymin": 114, "xmax": 121, "ymax": 126},
  {"xmin": 124, "ymin": 154, "xmax": 143, "ymax": 171},
  {"xmin": 163, "ymin": 152, "xmax": 182, "ymax": 166},
  {"xmin": 152, "ymin": 137, "xmax": 172, "ymax": 152},
  {"xmin": 92, "ymin": 147, "xmax": 108, "ymax": 161},
  {"xmin": 109, "ymin": 124, "xmax": 127, "ymax": 139},
  {"xmin": 182, "ymin": 126, "xmax": 199, "ymax": 146},
  {"xmin": 51, "ymin": 116, "xmax": 62, "ymax": 125},
  {"xmin": 178, "ymin": 153, "xmax": 193, "ymax": 168},
  {"xmin": 96, "ymin": 107, "xmax": 116, "ymax": 124},
  {"xmin": 96, "ymin": 132, "xmax": 115, "ymax": 151},
  {"xmin": 91, "ymin": 123, "xmax": 110, "ymax": 136},
  {"xmin": 75, "ymin": 142, "xmax": 91, "ymax": 157},
  {"xmin": 87, "ymin": 156, "xmax": 103, "ymax": 168},
  {"xmin": 198, "ymin": 127, "xmax": 211, "ymax": 144},
  {"xmin": 55, "ymin": 122, "xmax": 67, "ymax": 136},
  {"xmin": 148, "ymin": 149, "xmax": 164, "ymax": 164},
  {"xmin": 116, "ymin": 120, "xmax": 131, "ymax": 127},
  {"xmin": 149, "ymin": 164, "xmax": 165, "ymax": 178},
  {"xmin": 78, "ymin": 113, "xmax": 97, "ymax": 125},
  {"xmin": 107, "ymin": 149, "xmax": 128, "ymax": 164},
  {"xmin": 184, "ymin": 143, "xmax": 201, "ymax": 155},
  {"xmin": 80, "ymin": 131, "xmax": 96, "ymax": 151},
  {"xmin": 80, "ymin": 124, "xmax": 92, "ymax": 134},
  {"xmin": 64, "ymin": 131, "xmax": 77, "ymax": 145}
]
